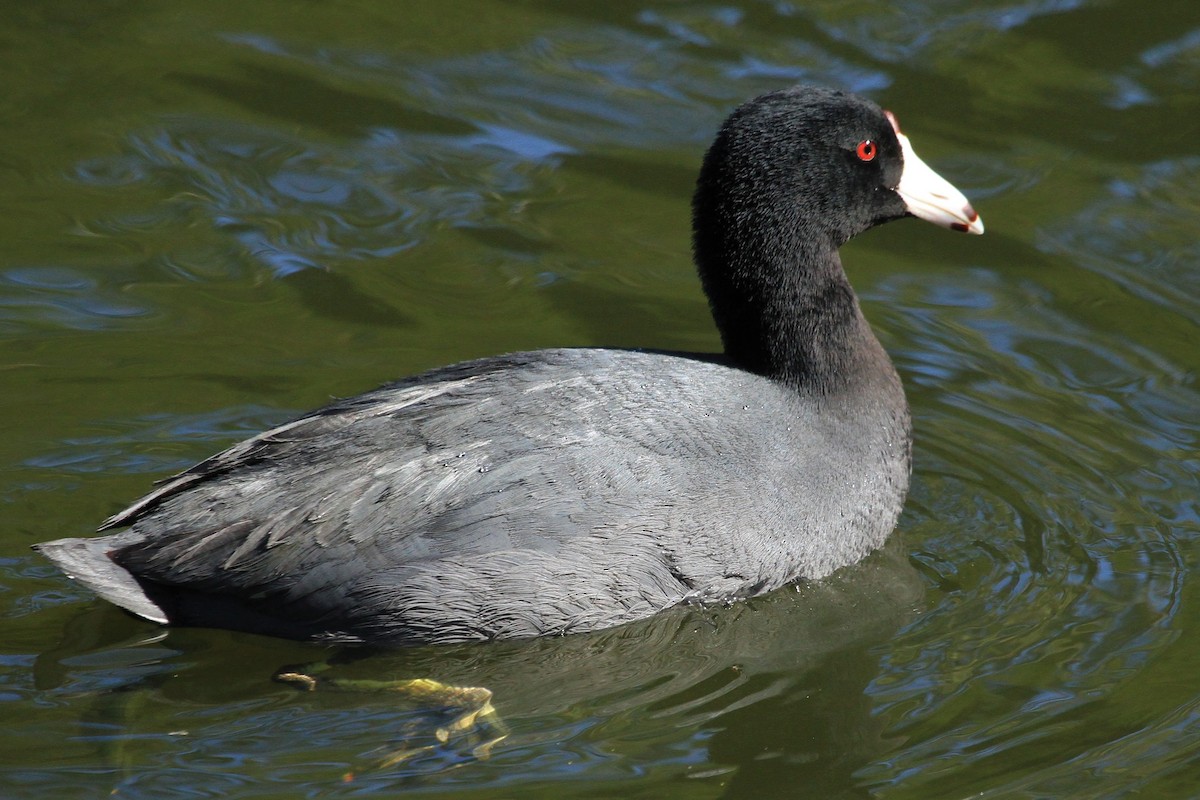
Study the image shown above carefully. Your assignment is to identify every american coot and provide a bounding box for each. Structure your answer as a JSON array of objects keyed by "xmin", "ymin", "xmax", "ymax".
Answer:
[{"xmin": 35, "ymin": 86, "xmax": 982, "ymax": 645}]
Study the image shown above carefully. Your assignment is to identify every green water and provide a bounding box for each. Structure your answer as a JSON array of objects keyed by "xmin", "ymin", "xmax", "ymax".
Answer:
[{"xmin": 3, "ymin": 1, "xmax": 1199, "ymax": 797}]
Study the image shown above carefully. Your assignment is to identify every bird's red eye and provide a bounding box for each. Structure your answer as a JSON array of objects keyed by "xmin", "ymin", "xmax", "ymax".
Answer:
[{"xmin": 856, "ymin": 140, "xmax": 877, "ymax": 162}]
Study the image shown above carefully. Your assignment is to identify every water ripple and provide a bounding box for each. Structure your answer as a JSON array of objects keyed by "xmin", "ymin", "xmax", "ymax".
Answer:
[
  {"xmin": 0, "ymin": 266, "xmax": 152, "ymax": 333},
  {"xmin": 24, "ymin": 405, "xmax": 293, "ymax": 476}
]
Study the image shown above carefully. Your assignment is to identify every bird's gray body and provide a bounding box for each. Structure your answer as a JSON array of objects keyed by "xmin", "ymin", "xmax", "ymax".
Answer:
[{"xmin": 38, "ymin": 346, "xmax": 909, "ymax": 644}]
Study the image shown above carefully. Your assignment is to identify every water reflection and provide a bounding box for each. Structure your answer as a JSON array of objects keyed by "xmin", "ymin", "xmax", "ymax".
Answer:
[{"xmin": 32, "ymin": 540, "xmax": 921, "ymax": 791}]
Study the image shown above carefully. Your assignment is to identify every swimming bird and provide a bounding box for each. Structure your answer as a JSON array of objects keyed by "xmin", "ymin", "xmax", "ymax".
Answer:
[{"xmin": 35, "ymin": 86, "xmax": 983, "ymax": 645}]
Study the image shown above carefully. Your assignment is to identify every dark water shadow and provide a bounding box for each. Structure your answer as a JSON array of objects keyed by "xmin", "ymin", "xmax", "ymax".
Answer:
[
  {"xmin": 172, "ymin": 62, "xmax": 478, "ymax": 139},
  {"xmin": 281, "ymin": 267, "xmax": 415, "ymax": 329},
  {"xmin": 33, "ymin": 537, "xmax": 923, "ymax": 791}
]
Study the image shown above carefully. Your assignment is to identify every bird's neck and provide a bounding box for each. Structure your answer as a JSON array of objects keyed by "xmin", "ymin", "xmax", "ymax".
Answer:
[{"xmin": 698, "ymin": 232, "xmax": 885, "ymax": 395}]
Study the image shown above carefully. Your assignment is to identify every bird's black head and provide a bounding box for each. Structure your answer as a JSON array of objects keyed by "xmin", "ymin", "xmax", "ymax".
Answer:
[{"xmin": 691, "ymin": 86, "xmax": 982, "ymax": 381}]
